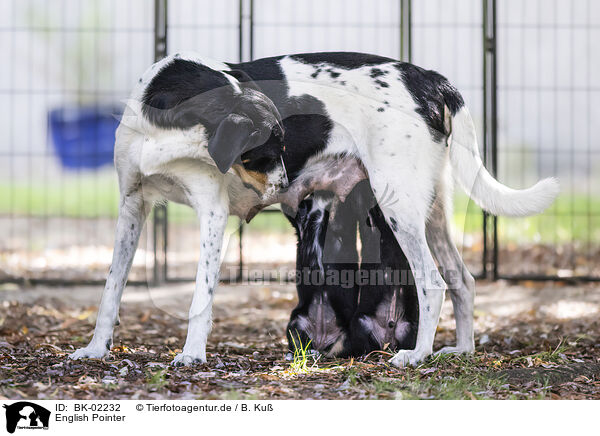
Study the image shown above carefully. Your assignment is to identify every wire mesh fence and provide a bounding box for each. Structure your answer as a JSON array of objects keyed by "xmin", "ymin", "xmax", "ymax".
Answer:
[
  {"xmin": 0, "ymin": 0, "xmax": 597, "ymax": 285},
  {"xmin": 494, "ymin": 0, "xmax": 600, "ymax": 280},
  {"xmin": 412, "ymin": 0, "xmax": 485, "ymax": 278},
  {"xmin": 0, "ymin": 0, "xmax": 155, "ymax": 284}
]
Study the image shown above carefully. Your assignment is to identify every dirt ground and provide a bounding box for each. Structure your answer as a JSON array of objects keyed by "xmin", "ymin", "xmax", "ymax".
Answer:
[{"xmin": 1, "ymin": 280, "xmax": 600, "ymax": 400}]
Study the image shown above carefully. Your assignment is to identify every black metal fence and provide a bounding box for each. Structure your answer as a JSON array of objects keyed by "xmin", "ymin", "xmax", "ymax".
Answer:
[{"xmin": 0, "ymin": 0, "xmax": 597, "ymax": 285}]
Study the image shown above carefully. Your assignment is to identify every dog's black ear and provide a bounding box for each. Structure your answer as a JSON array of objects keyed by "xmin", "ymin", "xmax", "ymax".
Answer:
[
  {"xmin": 225, "ymin": 70, "xmax": 262, "ymax": 92},
  {"xmin": 208, "ymin": 113, "xmax": 259, "ymax": 174}
]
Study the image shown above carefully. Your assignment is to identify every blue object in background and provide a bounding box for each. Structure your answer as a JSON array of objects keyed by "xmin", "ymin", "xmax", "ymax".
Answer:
[{"xmin": 49, "ymin": 104, "xmax": 123, "ymax": 169}]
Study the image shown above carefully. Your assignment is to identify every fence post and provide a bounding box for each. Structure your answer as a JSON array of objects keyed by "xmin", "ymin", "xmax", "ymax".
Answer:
[
  {"xmin": 400, "ymin": 0, "xmax": 412, "ymax": 62},
  {"xmin": 234, "ymin": 0, "xmax": 255, "ymax": 283},
  {"xmin": 482, "ymin": 0, "xmax": 498, "ymax": 279},
  {"xmin": 153, "ymin": 0, "xmax": 168, "ymax": 285}
]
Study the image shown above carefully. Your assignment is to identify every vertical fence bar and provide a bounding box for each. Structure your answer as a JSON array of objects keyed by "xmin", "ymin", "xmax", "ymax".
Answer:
[
  {"xmin": 236, "ymin": 0, "xmax": 245, "ymax": 283},
  {"xmin": 490, "ymin": 0, "xmax": 498, "ymax": 280},
  {"xmin": 482, "ymin": 0, "xmax": 488, "ymax": 279},
  {"xmin": 400, "ymin": 0, "xmax": 412, "ymax": 62},
  {"xmin": 482, "ymin": 0, "xmax": 497, "ymax": 279},
  {"xmin": 234, "ymin": 0, "xmax": 254, "ymax": 283},
  {"xmin": 153, "ymin": 0, "xmax": 168, "ymax": 285},
  {"xmin": 249, "ymin": 0, "xmax": 254, "ymax": 61}
]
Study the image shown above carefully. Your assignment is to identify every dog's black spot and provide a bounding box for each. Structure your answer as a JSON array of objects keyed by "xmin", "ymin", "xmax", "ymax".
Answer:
[
  {"xmin": 225, "ymin": 56, "xmax": 334, "ymax": 181},
  {"xmin": 395, "ymin": 62, "xmax": 464, "ymax": 142},
  {"xmin": 406, "ymin": 134, "xmax": 411, "ymax": 139},
  {"xmin": 370, "ymin": 68, "xmax": 387, "ymax": 78},
  {"xmin": 205, "ymin": 276, "xmax": 209, "ymax": 284},
  {"xmin": 130, "ymin": 224, "xmax": 135, "ymax": 230},
  {"xmin": 311, "ymin": 68, "xmax": 321, "ymax": 78},
  {"xmin": 327, "ymin": 69, "xmax": 341, "ymax": 78},
  {"xmin": 138, "ymin": 77, "xmax": 142, "ymax": 83},
  {"xmin": 377, "ymin": 107, "xmax": 385, "ymax": 112},
  {"xmin": 383, "ymin": 100, "xmax": 389, "ymax": 105},
  {"xmin": 374, "ymin": 79, "xmax": 389, "ymax": 88},
  {"xmin": 340, "ymin": 81, "xmax": 346, "ymax": 86},
  {"xmin": 389, "ymin": 217, "xmax": 399, "ymax": 232},
  {"xmin": 142, "ymin": 59, "xmax": 233, "ymax": 130},
  {"xmin": 106, "ymin": 339, "xmax": 112, "ymax": 350},
  {"xmin": 115, "ymin": 319, "xmax": 120, "ymax": 326},
  {"xmin": 291, "ymin": 52, "xmax": 395, "ymax": 69}
]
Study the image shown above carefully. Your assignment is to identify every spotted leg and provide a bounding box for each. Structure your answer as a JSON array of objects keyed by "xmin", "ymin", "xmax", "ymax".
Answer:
[
  {"xmin": 70, "ymin": 186, "xmax": 150, "ymax": 360},
  {"xmin": 361, "ymin": 149, "xmax": 448, "ymax": 367},
  {"xmin": 171, "ymin": 168, "xmax": 229, "ymax": 366},
  {"xmin": 426, "ymin": 195, "xmax": 475, "ymax": 355}
]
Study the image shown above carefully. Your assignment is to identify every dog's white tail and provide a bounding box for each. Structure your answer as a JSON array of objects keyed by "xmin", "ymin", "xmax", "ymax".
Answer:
[{"xmin": 449, "ymin": 106, "xmax": 559, "ymax": 217}]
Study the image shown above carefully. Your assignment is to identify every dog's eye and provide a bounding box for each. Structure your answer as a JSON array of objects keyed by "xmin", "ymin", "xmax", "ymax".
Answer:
[{"xmin": 244, "ymin": 157, "xmax": 271, "ymax": 171}]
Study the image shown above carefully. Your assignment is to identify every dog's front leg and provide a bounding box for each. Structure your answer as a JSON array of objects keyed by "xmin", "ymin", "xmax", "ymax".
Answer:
[
  {"xmin": 171, "ymin": 179, "xmax": 229, "ymax": 366},
  {"xmin": 70, "ymin": 188, "xmax": 150, "ymax": 360}
]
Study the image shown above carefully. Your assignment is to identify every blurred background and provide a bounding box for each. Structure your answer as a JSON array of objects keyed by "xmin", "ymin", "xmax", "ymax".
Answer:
[{"xmin": 0, "ymin": 0, "xmax": 598, "ymax": 285}]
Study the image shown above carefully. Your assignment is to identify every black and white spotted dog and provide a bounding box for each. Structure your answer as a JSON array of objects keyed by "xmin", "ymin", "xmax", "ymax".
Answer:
[
  {"xmin": 350, "ymin": 185, "xmax": 419, "ymax": 356},
  {"xmin": 284, "ymin": 191, "xmax": 360, "ymax": 358},
  {"xmin": 285, "ymin": 180, "xmax": 418, "ymax": 358},
  {"xmin": 69, "ymin": 51, "xmax": 558, "ymax": 367}
]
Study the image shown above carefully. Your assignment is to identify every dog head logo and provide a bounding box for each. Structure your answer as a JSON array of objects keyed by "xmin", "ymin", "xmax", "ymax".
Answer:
[{"xmin": 2, "ymin": 402, "xmax": 50, "ymax": 433}]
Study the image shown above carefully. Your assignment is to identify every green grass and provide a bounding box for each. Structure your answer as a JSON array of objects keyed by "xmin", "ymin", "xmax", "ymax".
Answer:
[
  {"xmin": 339, "ymin": 354, "xmax": 508, "ymax": 400},
  {"xmin": 1, "ymin": 179, "xmax": 597, "ymax": 243},
  {"xmin": 145, "ymin": 368, "xmax": 168, "ymax": 390},
  {"xmin": 515, "ymin": 338, "xmax": 571, "ymax": 365},
  {"xmin": 453, "ymin": 192, "xmax": 600, "ymax": 244},
  {"xmin": 0, "ymin": 176, "xmax": 119, "ymax": 218},
  {"xmin": 288, "ymin": 334, "xmax": 314, "ymax": 374}
]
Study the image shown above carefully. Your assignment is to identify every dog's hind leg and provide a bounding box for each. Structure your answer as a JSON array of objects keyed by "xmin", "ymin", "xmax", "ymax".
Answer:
[
  {"xmin": 364, "ymin": 186, "xmax": 446, "ymax": 366},
  {"xmin": 426, "ymin": 195, "xmax": 475, "ymax": 355},
  {"xmin": 386, "ymin": 222, "xmax": 446, "ymax": 367},
  {"xmin": 70, "ymin": 184, "xmax": 150, "ymax": 360},
  {"xmin": 360, "ymin": 146, "xmax": 448, "ymax": 367},
  {"xmin": 171, "ymin": 166, "xmax": 229, "ymax": 366}
]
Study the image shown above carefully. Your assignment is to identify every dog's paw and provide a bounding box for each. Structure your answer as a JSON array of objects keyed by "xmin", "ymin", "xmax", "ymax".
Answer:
[
  {"xmin": 170, "ymin": 352, "xmax": 206, "ymax": 367},
  {"xmin": 389, "ymin": 349, "xmax": 429, "ymax": 368},
  {"xmin": 434, "ymin": 345, "xmax": 474, "ymax": 356},
  {"xmin": 69, "ymin": 345, "xmax": 109, "ymax": 360}
]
